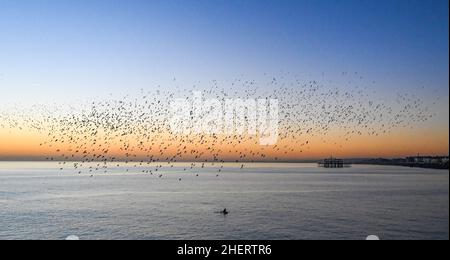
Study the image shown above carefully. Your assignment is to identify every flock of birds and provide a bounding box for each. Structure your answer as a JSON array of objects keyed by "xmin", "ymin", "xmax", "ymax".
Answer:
[{"xmin": 0, "ymin": 74, "xmax": 439, "ymax": 178}]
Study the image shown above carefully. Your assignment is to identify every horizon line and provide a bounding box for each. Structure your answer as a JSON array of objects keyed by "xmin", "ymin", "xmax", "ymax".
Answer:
[{"xmin": 1, "ymin": 155, "xmax": 449, "ymax": 163}]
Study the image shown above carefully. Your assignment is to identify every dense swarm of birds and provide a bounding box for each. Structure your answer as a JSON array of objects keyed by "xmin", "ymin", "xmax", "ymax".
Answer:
[{"xmin": 0, "ymin": 74, "xmax": 439, "ymax": 177}]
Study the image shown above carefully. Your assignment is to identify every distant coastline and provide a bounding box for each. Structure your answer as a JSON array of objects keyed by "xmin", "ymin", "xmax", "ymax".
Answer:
[{"xmin": 347, "ymin": 156, "xmax": 449, "ymax": 170}]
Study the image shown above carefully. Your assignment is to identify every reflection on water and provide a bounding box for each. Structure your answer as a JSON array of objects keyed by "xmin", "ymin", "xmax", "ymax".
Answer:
[{"xmin": 0, "ymin": 162, "xmax": 448, "ymax": 240}]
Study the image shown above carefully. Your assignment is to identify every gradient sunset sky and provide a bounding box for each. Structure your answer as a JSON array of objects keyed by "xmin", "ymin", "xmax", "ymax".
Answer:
[{"xmin": 0, "ymin": 0, "xmax": 448, "ymax": 160}]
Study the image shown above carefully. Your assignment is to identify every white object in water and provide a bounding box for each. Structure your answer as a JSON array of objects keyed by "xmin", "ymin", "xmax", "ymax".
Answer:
[
  {"xmin": 366, "ymin": 235, "xmax": 380, "ymax": 240},
  {"xmin": 65, "ymin": 235, "xmax": 80, "ymax": 240}
]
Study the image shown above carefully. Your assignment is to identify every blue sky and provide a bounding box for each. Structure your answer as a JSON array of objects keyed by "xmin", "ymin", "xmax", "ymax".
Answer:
[{"xmin": 0, "ymin": 0, "xmax": 448, "ymax": 103}]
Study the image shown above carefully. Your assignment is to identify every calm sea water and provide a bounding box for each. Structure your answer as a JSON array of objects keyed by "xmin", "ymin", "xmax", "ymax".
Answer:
[{"xmin": 0, "ymin": 162, "xmax": 448, "ymax": 240}]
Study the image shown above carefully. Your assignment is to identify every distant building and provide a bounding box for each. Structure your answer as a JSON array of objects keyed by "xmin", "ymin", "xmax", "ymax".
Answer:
[
  {"xmin": 406, "ymin": 156, "xmax": 449, "ymax": 164},
  {"xmin": 318, "ymin": 157, "xmax": 349, "ymax": 168}
]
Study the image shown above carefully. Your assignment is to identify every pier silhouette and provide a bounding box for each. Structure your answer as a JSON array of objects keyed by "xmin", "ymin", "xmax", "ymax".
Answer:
[{"xmin": 318, "ymin": 157, "xmax": 348, "ymax": 168}]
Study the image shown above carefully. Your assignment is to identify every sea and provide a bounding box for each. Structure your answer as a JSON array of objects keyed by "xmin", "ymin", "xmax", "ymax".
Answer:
[{"xmin": 0, "ymin": 162, "xmax": 448, "ymax": 240}]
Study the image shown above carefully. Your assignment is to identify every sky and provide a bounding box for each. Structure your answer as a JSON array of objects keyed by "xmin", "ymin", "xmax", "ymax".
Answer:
[{"xmin": 0, "ymin": 0, "xmax": 448, "ymax": 159}]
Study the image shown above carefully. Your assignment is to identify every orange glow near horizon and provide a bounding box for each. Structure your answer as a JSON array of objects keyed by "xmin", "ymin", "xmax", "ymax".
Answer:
[{"xmin": 1, "ymin": 123, "xmax": 448, "ymax": 161}]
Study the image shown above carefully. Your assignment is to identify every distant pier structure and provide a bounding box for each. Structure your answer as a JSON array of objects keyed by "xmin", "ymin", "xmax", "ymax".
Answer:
[{"xmin": 318, "ymin": 157, "xmax": 350, "ymax": 168}]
